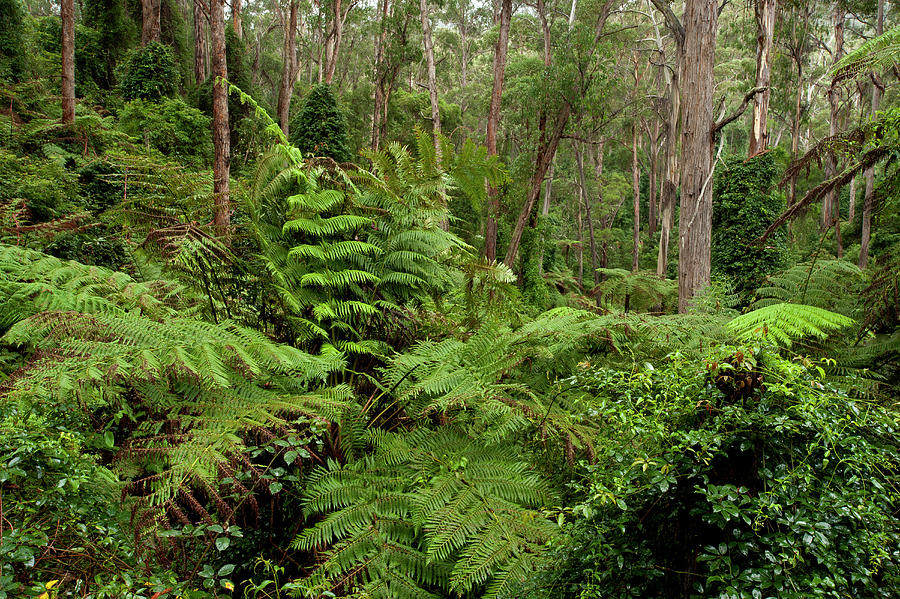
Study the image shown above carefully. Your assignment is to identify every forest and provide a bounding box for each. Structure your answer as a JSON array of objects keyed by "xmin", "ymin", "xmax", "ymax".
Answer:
[{"xmin": 0, "ymin": 0, "xmax": 898, "ymax": 595}]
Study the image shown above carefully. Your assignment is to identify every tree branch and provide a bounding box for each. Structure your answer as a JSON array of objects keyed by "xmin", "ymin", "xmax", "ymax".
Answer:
[
  {"xmin": 647, "ymin": 0, "xmax": 684, "ymax": 46},
  {"xmin": 713, "ymin": 86, "xmax": 768, "ymax": 133}
]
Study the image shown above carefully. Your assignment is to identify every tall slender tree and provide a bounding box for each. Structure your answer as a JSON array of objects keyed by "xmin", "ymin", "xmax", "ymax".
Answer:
[
  {"xmin": 141, "ymin": 0, "xmax": 162, "ymax": 44},
  {"xmin": 210, "ymin": 0, "xmax": 230, "ymax": 235},
  {"xmin": 419, "ymin": 0, "xmax": 441, "ymax": 152},
  {"xmin": 676, "ymin": 0, "xmax": 718, "ymax": 311},
  {"xmin": 484, "ymin": 0, "xmax": 513, "ymax": 262},
  {"xmin": 859, "ymin": 0, "xmax": 884, "ymax": 269},
  {"xmin": 276, "ymin": 0, "xmax": 299, "ymax": 135},
  {"xmin": 194, "ymin": 0, "xmax": 209, "ymax": 85},
  {"xmin": 61, "ymin": 0, "xmax": 76, "ymax": 125},
  {"xmin": 748, "ymin": 0, "xmax": 776, "ymax": 157}
]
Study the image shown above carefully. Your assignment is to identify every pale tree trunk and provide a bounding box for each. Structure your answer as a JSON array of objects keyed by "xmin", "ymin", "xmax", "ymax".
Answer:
[
  {"xmin": 676, "ymin": 0, "xmax": 717, "ymax": 312},
  {"xmin": 748, "ymin": 0, "xmax": 775, "ymax": 157},
  {"xmin": 646, "ymin": 117, "xmax": 659, "ymax": 236},
  {"xmin": 504, "ymin": 103, "xmax": 571, "ymax": 267},
  {"xmin": 276, "ymin": 0, "xmax": 299, "ymax": 136},
  {"xmin": 61, "ymin": 0, "xmax": 75, "ymax": 125},
  {"xmin": 537, "ymin": 161, "xmax": 554, "ymax": 275},
  {"xmin": 484, "ymin": 0, "xmax": 512, "ymax": 262},
  {"xmin": 504, "ymin": 0, "xmax": 615, "ymax": 268},
  {"xmin": 632, "ymin": 122, "xmax": 641, "ymax": 272},
  {"xmin": 648, "ymin": 0, "xmax": 683, "ymax": 278},
  {"xmin": 141, "ymin": 0, "xmax": 162, "ymax": 45},
  {"xmin": 848, "ymin": 175, "xmax": 857, "ymax": 222},
  {"xmin": 860, "ymin": 0, "xmax": 884, "ymax": 269},
  {"xmin": 419, "ymin": 0, "xmax": 441, "ymax": 151},
  {"xmin": 787, "ymin": 2, "xmax": 809, "ymax": 206},
  {"xmin": 823, "ymin": 3, "xmax": 845, "ymax": 232},
  {"xmin": 194, "ymin": 0, "xmax": 209, "ymax": 85},
  {"xmin": 324, "ymin": 0, "xmax": 353, "ymax": 84},
  {"xmin": 576, "ymin": 200, "xmax": 584, "ymax": 287},
  {"xmin": 575, "ymin": 141, "xmax": 600, "ymax": 298},
  {"xmin": 457, "ymin": 0, "xmax": 469, "ymax": 88},
  {"xmin": 210, "ymin": 0, "xmax": 231, "ymax": 235},
  {"xmin": 233, "ymin": 0, "xmax": 242, "ymax": 38}
]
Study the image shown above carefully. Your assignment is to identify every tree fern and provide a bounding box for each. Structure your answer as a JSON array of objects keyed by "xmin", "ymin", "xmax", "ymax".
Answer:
[
  {"xmin": 0, "ymin": 245, "xmax": 354, "ymax": 537},
  {"xmin": 292, "ymin": 429, "xmax": 555, "ymax": 599},
  {"xmin": 726, "ymin": 303, "xmax": 855, "ymax": 348}
]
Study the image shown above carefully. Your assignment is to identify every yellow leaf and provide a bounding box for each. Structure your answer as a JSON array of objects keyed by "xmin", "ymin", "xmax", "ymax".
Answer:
[
  {"xmin": 223, "ymin": 581, "xmax": 235, "ymax": 591},
  {"xmin": 46, "ymin": 580, "xmax": 60, "ymax": 590},
  {"xmin": 39, "ymin": 594, "xmax": 49, "ymax": 599}
]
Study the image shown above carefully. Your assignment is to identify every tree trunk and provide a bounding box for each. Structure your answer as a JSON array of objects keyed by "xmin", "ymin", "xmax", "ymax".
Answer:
[
  {"xmin": 484, "ymin": 0, "xmax": 512, "ymax": 262},
  {"xmin": 748, "ymin": 0, "xmax": 775, "ymax": 157},
  {"xmin": 419, "ymin": 0, "xmax": 441, "ymax": 151},
  {"xmin": 823, "ymin": 3, "xmax": 845, "ymax": 231},
  {"xmin": 860, "ymin": 0, "xmax": 883, "ymax": 269},
  {"xmin": 647, "ymin": 117, "xmax": 659, "ymax": 236},
  {"xmin": 276, "ymin": 0, "xmax": 299, "ymax": 136},
  {"xmin": 575, "ymin": 141, "xmax": 600, "ymax": 298},
  {"xmin": 61, "ymin": 0, "xmax": 75, "ymax": 125},
  {"xmin": 210, "ymin": 0, "xmax": 231, "ymax": 236},
  {"xmin": 233, "ymin": 0, "xmax": 242, "ymax": 39},
  {"xmin": 141, "ymin": 0, "xmax": 162, "ymax": 45},
  {"xmin": 676, "ymin": 0, "xmax": 717, "ymax": 312},
  {"xmin": 632, "ymin": 122, "xmax": 641, "ymax": 272},
  {"xmin": 324, "ymin": 0, "xmax": 350, "ymax": 84},
  {"xmin": 194, "ymin": 0, "xmax": 209, "ymax": 85},
  {"xmin": 457, "ymin": 0, "xmax": 468, "ymax": 88},
  {"xmin": 576, "ymin": 200, "xmax": 583, "ymax": 287},
  {"xmin": 648, "ymin": 0, "xmax": 683, "ymax": 277},
  {"xmin": 504, "ymin": 103, "xmax": 571, "ymax": 267}
]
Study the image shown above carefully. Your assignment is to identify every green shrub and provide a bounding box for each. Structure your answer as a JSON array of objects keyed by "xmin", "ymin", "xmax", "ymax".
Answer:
[
  {"xmin": 532, "ymin": 350, "xmax": 900, "ymax": 598},
  {"xmin": 0, "ymin": 0, "xmax": 27, "ymax": 82},
  {"xmin": 0, "ymin": 150, "xmax": 78, "ymax": 222},
  {"xmin": 117, "ymin": 41, "xmax": 179, "ymax": 100},
  {"xmin": 119, "ymin": 97, "xmax": 212, "ymax": 163},
  {"xmin": 712, "ymin": 153, "xmax": 788, "ymax": 303},
  {"xmin": 289, "ymin": 83, "xmax": 352, "ymax": 162}
]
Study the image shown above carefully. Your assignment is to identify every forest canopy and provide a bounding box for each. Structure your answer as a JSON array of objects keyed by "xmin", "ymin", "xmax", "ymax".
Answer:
[{"xmin": 0, "ymin": 0, "xmax": 898, "ymax": 597}]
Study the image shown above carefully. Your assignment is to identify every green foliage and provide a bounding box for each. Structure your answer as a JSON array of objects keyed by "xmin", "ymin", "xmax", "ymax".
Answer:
[
  {"xmin": 712, "ymin": 153, "xmax": 788, "ymax": 303},
  {"xmin": 0, "ymin": 244, "xmax": 350, "ymax": 535},
  {"xmin": 0, "ymin": 0, "xmax": 27, "ymax": 83},
  {"xmin": 82, "ymin": 0, "xmax": 137, "ymax": 89},
  {"xmin": 0, "ymin": 149, "xmax": 79, "ymax": 222},
  {"xmin": 834, "ymin": 24, "xmax": 900, "ymax": 83},
  {"xmin": 752, "ymin": 259, "xmax": 866, "ymax": 318},
  {"xmin": 289, "ymin": 84, "xmax": 352, "ymax": 162},
  {"xmin": 596, "ymin": 269, "xmax": 677, "ymax": 313},
  {"xmin": 726, "ymin": 303, "xmax": 855, "ymax": 348},
  {"xmin": 119, "ymin": 97, "xmax": 213, "ymax": 164},
  {"xmin": 532, "ymin": 351, "xmax": 900, "ymax": 599},
  {"xmin": 118, "ymin": 41, "xmax": 179, "ymax": 101},
  {"xmin": 294, "ymin": 429, "xmax": 556, "ymax": 599}
]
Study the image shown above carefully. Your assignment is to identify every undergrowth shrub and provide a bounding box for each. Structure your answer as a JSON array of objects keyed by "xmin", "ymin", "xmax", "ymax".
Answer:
[
  {"xmin": 530, "ymin": 349, "xmax": 900, "ymax": 598},
  {"xmin": 119, "ymin": 97, "xmax": 212, "ymax": 164},
  {"xmin": 118, "ymin": 41, "xmax": 179, "ymax": 101}
]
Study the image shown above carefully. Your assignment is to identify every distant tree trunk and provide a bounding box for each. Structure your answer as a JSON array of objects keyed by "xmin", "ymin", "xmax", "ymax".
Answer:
[
  {"xmin": 537, "ymin": 161, "xmax": 553, "ymax": 275},
  {"xmin": 823, "ymin": 3, "xmax": 845, "ymax": 232},
  {"xmin": 233, "ymin": 0, "xmax": 242, "ymax": 39},
  {"xmin": 576, "ymin": 200, "xmax": 584, "ymax": 286},
  {"xmin": 676, "ymin": 0, "xmax": 717, "ymax": 312},
  {"xmin": 324, "ymin": 0, "xmax": 352, "ymax": 84},
  {"xmin": 860, "ymin": 0, "xmax": 884, "ymax": 269},
  {"xmin": 419, "ymin": 0, "xmax": 441, "ymax": 151},
  {"xmin": 371, "ymin": 0, "xmax": 408, "ymax": 150},
  {"xmin": 575, "ymin": 141, "xmax": 599, "ymax": 298},
  {"xmin": 457, "ymin": 0, "xmax": 469, "ymax": 88},
  {"xmin": 194, "ymin": 0, "xmax": 209, "ymax": 85},
  {"xmin": 648, "ymin": 0, "xmax": 684, "ymax": 278},
  {"xmin": 141, "ymin": 0, "xmax": 162, "ymax": 44},
  {"xmin": 210, "ymin": 0, "xmax": 231, "ymax": 235},
  {"xmin": 646, "ymin": 117, "xmax": 659, "ymax": 236},
  {"xmin": 748, "ymin": 0, "xmax": 775, "ymax": 157},
  {"xmin": 848, "ymin": 175, "xmax": 857, "ymax": 222},
  {"xmin": 504, "ymin": 103, "xmax": 571, "ymax": 267},
  {"xmin": 632, "ymin": 122, "xmax": 641, "ymax": 272},
  {"xmin": 276, "ymin": 0, "xmax": 299, "ymax": 136},
  {"xmin": 484, "ymin": 0, "xmax": 512, "ymax": 262},
  {"xmin": 61, "ymin": 0, "xmax": 76, "ymax": 125}
]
